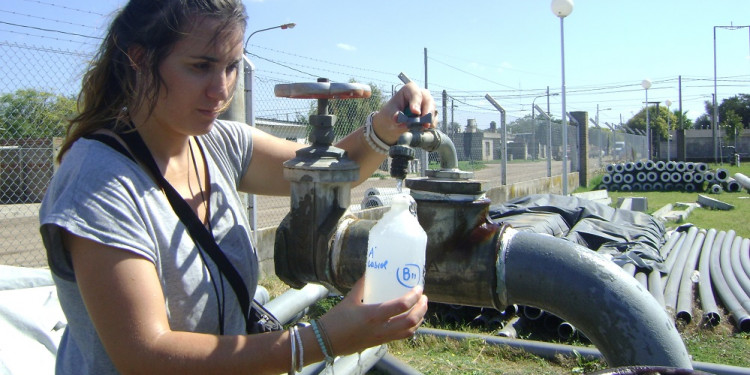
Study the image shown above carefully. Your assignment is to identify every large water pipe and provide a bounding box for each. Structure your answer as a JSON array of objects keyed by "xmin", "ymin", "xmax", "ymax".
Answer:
[
  {"xmin": 710, "ymin": 230, "xmax": 750, "ymax": 332},
  {"xmin": 698, "ymin": 230, "xmax": 722, "ymax": 326},
  {"xmin": 496, "ymin": 227, "xmax": 691, "ymax": 368},
  {"xmin": 724, "ymin": 177, "xmax": 741, "ymax": 193},
  {"xmin": 734, "ymin": 172, "xmax": 750, "ymax": 191},
  {"xmin": 675, "ymin": 229, "xmax": 708, "ymax": 323}
]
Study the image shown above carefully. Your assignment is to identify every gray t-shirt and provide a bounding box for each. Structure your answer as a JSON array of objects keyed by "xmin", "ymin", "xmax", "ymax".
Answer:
[{"xmin": 39, "ymin": 120, "xmax": 258, "ymax": 375}]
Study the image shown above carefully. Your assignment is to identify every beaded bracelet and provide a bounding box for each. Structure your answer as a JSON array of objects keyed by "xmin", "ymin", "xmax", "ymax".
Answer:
[
  {"xmin": 315, "ymin": 319, "xmax": 335, "ymax": 363},
  {"xmin": 363, "ymin": 111, "xmax": 391, "ymax": 155},
  {"xmin": 293, "ymin": 325, "xmax": 304, "ymax": 372},
  {"xmin": 310, "ymin": 319, "xmax": 334, "ymax": 365}
]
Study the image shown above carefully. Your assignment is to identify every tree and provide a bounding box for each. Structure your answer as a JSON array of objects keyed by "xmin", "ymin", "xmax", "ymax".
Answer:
[
  {"xmin": 718, "ymin": 94, "xmax": 750, "ymax": 130},
  {"xmin": 0, "ymin": 88, "xmax": 76, "ymax": 139},
  {"xmin": 672, "ymin": 109, "xmax": 693, "ymax": 130},
  {"xmin": 326, "ymin": 80, "xmax": 385, "ymax": 137},
  {"xmin": 625, "ymin": 104, "xmax": 674, "ymax": 140},
  {"xmin": 722, "ymin": 109, "xmax": 743, "ymax": 144}
]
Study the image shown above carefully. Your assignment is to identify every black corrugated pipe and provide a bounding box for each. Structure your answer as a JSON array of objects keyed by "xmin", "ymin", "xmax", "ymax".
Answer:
[
  {"xmin": 731, "ymin": 237, "xmax": 750, "ymax": 297},
  {"xmin": 417, "ymin": 328, "xmax": 748, "ymax": 375},
  {"xmin": 676, "ymin": 229, "xmax": 708, "ymax": 323},
  {"xmin": 699, "ymin": 229, "xmax": 722, "ymax": 326},
  {"xmin": 740, "ymin": 238, "xmax": 750, "ymax": 288},
  {"xmin": 719, "ymin": 233, "xmax": 750, "ymax": 332},
  {"xmin": 497, "ymin": 228, "xmax": 692, "ymax": 368},
  {"xmin": 664, "ymin": 227, "xmax": 700, "ymax": 313},
  {"xmin": 710, "ymin": 230, "xmax": 750, "ymax": 332}
]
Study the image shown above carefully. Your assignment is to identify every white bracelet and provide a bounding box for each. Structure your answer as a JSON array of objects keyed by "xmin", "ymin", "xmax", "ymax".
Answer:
[
  {"xmin": 363, "ymin": 111, "xmax": 391, "ymax": 155},
  {"xmin": 293, "ymin": 325, "xmax": 304, "ymax": 372}
]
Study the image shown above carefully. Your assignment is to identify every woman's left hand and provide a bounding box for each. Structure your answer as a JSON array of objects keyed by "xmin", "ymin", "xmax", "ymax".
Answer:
[{"xmin": 371, "ymin": 82, "xmax": 436, "ymax": 145}]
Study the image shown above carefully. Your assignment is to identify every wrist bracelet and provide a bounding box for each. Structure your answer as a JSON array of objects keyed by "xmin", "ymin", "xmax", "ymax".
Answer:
[
  {"xmin": 363, "ymin": 111, "xmax": 391, "ymax": 155},
  {"xmin": 293, "ymin": 325, "xmax": 304, "ymax": 372},
  {"xmin": 288, "ymin": 327, "xmax": 297, "ymax": 375},
  {"xmin": 310, "ymin": 319, "xmax": 334, "ymax": 365}
]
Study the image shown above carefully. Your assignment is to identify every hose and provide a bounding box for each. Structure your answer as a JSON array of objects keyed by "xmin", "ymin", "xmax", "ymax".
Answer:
[
  {"xmin": 675, "ymin": 229, "xmax": 707, "ymax": 323},
  {"xmin": 710, "ymin": 230, "xmax": 750, "ymax": 332},
  {"xmin": 664, "ymin": 227, "xmax": 700, "ymax": 313},
  {"xmin": 698, "ymin": 229, "xmax": 722, "ymax": 326}
]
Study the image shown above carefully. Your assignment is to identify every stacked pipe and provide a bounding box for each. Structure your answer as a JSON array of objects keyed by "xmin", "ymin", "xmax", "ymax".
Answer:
[
  {"xmin": 599, "ymin": 161, "xmax": 743, "ymax": 193},
  {"xmin": 621, "ymin": 227, "xmax": 750, "ymax": 333}
]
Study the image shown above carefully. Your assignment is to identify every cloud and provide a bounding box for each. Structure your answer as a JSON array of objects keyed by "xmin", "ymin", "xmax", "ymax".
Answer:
[{"xmin": 337, "ymin": 43, "xmax": 356, "ymax": 51}]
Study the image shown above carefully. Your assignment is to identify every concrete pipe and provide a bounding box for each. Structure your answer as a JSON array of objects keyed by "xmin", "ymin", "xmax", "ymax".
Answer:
[
  {"xmin": 725, "ymin": 177, "xmax": 741, "ymax": 193},
  {"xmin": 660, "ymin": 171, "xmax": 672, "ymax": 183},
  {"xmin": 684, "ymin": 183, "xmax": 696, "ymax": 193},
  {"xmin": 692, "ymin": 172, "xmax": 705, "ymax": 184},
  {"xmin": 636, "ymin": 171, "xmax": 648, "ymax": 183},
  {"xmin": 498, "ymin": 228, "xmax": 692, "ymax": 367},
  {"xmin": 608, "ymin": 184, "xmax": 620, "ymax": 192},
  {"xmin": 669, "ymin": 172, "xmax": 682, "ymax": 183},
  {"xmin": 634, "ymin": 160, "xmax": 646, "ymax": 171},
  {"xmin": 675, "ymin": 162, "xmax": 687, "ymax": 172},
  {"xmin": 703, "ymin": 171, "xmax": 715, "ymax": 184},
  {"xmin": 711, "ymin": 230, "xmax": 750, "ymax": 332},
  {"xmin": 612, "ymin": 173, "xmax": 624, "ymax": 184},
  {"xmin": 733, "ymin": 172, "xmax": 750, "ymax": 191},
  {"xmin": 665, "ymin": 161, "xmax": 677, "ymax": 172},
  {"xmin": 697, "ymin": 229, "xmax": 721, "ymax": 326},
  {"xmin": 655, "ymin": 160, "xmax": 666, "ymax": 171},
  {"xmin": 715, "ymin": 168, "xmax": 729, "ymax": 182},
  {"xmin": 685, "ymin": 162, "xmax": 696, "ymax": 172},
  {"xmin": 695, "ymin": 163, "xmax": 709, "ymax": 173},
  {"xmin": 615, "ymin": 163, "xmax": 625, "ymax": 173},
  {"xmin": 641, "ymin": 183, "xmax": 652, "ymax": 192},
  {"xmin": 710, "ymin": 184, "xmax": 723, "ymax": 194},
  {"xmin": 675, "ymin": 229, "xmax": 707, "ymax": 324},
  {"xmin": 623, "ymin": 173, "xmax": 634, "ymax": 185},
  {"xmin": 602, "ymin": 174, "xmax": 613, "ymax": 185},
  {"xmin": 646, "ymin": 171, "xmax": 658, "ymax": 182},
  {"xmin": 644, "ymin": 160, "xmax": 656, "ymax": 171},
  {"xmin": 682, "ymin": 172, "xmax": 694, "ymax": 183},
  {"xmin": 674, "ymin": 183, "xmax": 685, "ymax": 191},
  {"xmin": 664, "ymin": 182, "xmax": 674, "ymax": 191},
  {"xmin": 624, "ymin": 162, "xmax": 636, "ymax": 172},
  {"xmin": 632, "ymin": 183, "xmax": 643, "ymax": 192},
  {"xmin": 606, "ymin": 164, "xmax": 616, "ymax": 173},
  {"xmin": 621, "ymin": 184, "xmax": 633, "ymax": 192},
  {"xmin": 652, "ymin": 182, "xmax": 664, "ymax": 191}
]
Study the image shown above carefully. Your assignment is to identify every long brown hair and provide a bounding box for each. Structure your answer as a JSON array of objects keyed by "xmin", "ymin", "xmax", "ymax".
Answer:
[{"xmin": 58, "ymin": 0, "xmax": 247, "ymax": 163}]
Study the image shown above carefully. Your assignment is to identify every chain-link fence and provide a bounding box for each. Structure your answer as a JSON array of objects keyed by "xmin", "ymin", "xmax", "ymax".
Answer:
[{"xmin": 1, "ymin": 41, "xmax": 634, "ymax": 268}]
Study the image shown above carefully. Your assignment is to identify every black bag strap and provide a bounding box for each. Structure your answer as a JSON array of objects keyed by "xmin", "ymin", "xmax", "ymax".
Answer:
[{"xmin": 84, "ymin": 131, "xmax": 253, "ymax": 333}]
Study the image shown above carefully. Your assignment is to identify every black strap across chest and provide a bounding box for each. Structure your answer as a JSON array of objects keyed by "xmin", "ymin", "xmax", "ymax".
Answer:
[{"xmin": 84, "ymin": 131, "xmax": 253, "ymax": 333}]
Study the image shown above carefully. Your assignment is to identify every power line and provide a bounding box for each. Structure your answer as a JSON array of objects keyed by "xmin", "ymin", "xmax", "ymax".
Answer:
[
  {"xmin": 0, "ymin": 9, "xmax": 99, "ymax": 31},
  {"xmin": 0, "ymin": 20, "xmax": 101, "ymax": 40},
  {"xmin": 19, "ymin": 0, "xmax": 107, "ymax": 17}
]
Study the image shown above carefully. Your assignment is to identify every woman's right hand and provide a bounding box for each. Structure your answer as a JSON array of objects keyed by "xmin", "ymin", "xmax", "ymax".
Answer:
[{"xmin": 317, "ymin": 277, "xmax": 428, "ymax": 357}]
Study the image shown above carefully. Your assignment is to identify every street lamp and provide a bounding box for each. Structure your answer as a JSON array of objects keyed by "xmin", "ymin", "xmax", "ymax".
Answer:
[
  {"xmin": 665, "ymin": 99, "xmax": 672, "ymax": 161},
  {"xmin": 244, "ymin": 22, "xmax": 296, "ymax": 51},
  {"xmin": 551, "ymin": 0, "xmax": 573, "ymax": 195},
  {"xmin": 641, "ymin": 79, "xmax": 652, "ymax": 160}
]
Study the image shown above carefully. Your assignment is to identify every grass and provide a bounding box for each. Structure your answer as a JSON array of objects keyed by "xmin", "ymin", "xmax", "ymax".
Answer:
[{"xmin": 260, "ymin": 161, "xmax": 750, "ymax": 374}]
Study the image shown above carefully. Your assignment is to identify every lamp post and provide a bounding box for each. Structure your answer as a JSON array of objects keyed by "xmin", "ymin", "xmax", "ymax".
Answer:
[
  {"xmin": 665, "ymin": 99, "xmax": 672, "ymax": 161},
  {"xmin": 641, "ymin": 79, "xmax": 652, "ymax": 160},
  {"xmin": 244, "ymin": 22, "xmax": 296, "ymax": 51},
  {"xmin": 551, "ymin": 0, "xmax": 573, "ymax": 196}
]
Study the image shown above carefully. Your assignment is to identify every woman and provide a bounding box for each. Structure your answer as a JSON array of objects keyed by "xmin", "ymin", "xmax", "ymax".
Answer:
[{"xmin": 39, "ymin": 0, "xmax": 432, "ymax": 373}]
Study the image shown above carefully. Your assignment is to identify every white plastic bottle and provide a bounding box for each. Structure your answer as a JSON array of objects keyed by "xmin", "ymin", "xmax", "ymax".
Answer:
[{"xmin": 363, "ymin": 193, "xmax": 427, "ymax": 304}]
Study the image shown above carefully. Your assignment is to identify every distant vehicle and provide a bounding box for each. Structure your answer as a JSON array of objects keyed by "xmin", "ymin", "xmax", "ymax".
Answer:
[{"xmin": 614, "ymin": 141, "xmax": 625, "ymax": 159}]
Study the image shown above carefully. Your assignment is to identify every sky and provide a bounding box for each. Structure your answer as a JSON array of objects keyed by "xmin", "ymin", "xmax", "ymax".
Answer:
[{"xmin": 2, "ymin": 0, "xmax": 750, "ymax": 130}]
